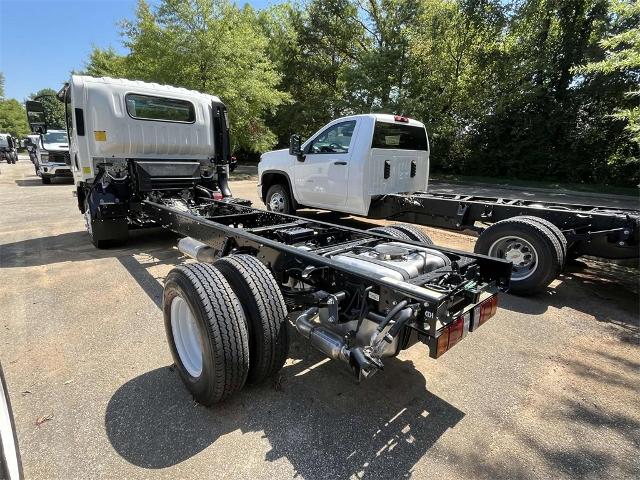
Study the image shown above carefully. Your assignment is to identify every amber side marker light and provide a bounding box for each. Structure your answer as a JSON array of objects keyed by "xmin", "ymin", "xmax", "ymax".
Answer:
[{"xmin": 435, "ymin": 295, "xmax": 498, "ymax": 358}]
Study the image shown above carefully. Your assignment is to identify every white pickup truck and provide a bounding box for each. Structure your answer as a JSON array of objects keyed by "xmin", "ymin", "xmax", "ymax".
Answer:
[
  {"xmin": 258, "ymin": 114, "xmax": 429, "ymax": 217},
  {"xmin": 32, "ymin": 129, "xmax": 71, "ymax": 184},
  {"xmin": 258, "ymin": 114, "xmax": 640, "ymax": 295}
]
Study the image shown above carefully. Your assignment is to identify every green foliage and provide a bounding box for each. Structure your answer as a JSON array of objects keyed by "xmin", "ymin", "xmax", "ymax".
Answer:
[
  {"xmin": 83, "ymin": 47, "xmax": 128, "ymax": 77},
  {"xmin": 0, "ymin": 72, "xmax": 4, "ymax": 98},
  {"xmin": 29, "ymin": 88, "xmax": 66, "ymax": 129},
  {"xmin": 84, "ymin": 0, "xmax": 287, "ymax": 152},
  {"xmin": 579, "ymin": 0, "xmax": 640, "ymax": 146},
  {"xmin": 80, "ymin": 0, "xmax": 639, "ymax": 186},
  {"xmin": 0, "ymin": 99, "xmax": 30, "ymax": 138}
]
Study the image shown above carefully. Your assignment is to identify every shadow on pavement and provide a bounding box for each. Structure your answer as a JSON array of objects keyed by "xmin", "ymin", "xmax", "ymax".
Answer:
[
  {"xmin": 105, "ymin": 347, "xmax": 464, "ymax": 477},
  {"xmin": 0, "ymin": 228, "xmax": 182, "ymax": 308},
  {"xmin": 445, "ymin": 342, "xmax": 640, "ymax": 479},
  {"xmin": 14, "ymin": 178, "xmax": 74, "ymax": 186}
]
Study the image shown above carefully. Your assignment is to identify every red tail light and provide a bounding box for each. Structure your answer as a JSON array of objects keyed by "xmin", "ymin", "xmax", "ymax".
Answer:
[
  {"xmin": 434, "ymin": 294, "xmax": 498, "ymax": 358},
  {"xmin": 212, "ymin": 191, "xmax": 224, "ymax": 200},
  {"xmin": 447, "ymin": 317, "xmax": 464, "ymax": 349},
  {"xmin": 479, "ymin": 295, "xmax": 498, "ymax": 326},
  {"xmin": 394, "ymin": 115, "xmax": 409, "ymax": 123}
]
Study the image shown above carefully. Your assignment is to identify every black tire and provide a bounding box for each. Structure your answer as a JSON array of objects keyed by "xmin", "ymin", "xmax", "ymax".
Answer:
[
  {"xmin": 475, "ymin": 217, "xmax": 563, "ymax": 295},
  {"xmin": 388, "ymin": 223, "xmax": 434, "ymax": 245},
  {"xmin": 367, "ymin": 226, "xmax": 412, "ymax": 240},
  {"xmin": 163, "ymin": 263, "xmax": 250, "ymax": 405},
  {"xmin": 1, "ymin": 363, "xmax": 23, "ymax": 480},
  {"xmin": 517, "ymin": 216, "xmax": 567, "ymax": 267},
  {"xmin": 41, "ymin": 176, "xmax": 51, "ymax": 184},
  {"xmin": 84, "ymin": 195, "xmax": 128, "ymax": 249},
  {"xmin": 265, "ymin": 184, "xmax": 295, "ymax": 215},
  {"xmin": 215, "ymin": 255, "xmax": 289, "ymax": 384}
]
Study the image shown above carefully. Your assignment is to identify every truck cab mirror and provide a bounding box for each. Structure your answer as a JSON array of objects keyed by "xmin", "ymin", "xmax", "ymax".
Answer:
[
  {"xmin": 289, "ymin": 134, "xmax": 304, "ymax": 159},
  {"xmin": 25, "ymin": 101, "xmax": 47, "ymax": 134}
]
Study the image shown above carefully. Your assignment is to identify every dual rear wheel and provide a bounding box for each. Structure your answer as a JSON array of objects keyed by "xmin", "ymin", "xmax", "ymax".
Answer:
[{"xmin": 163, "ymin": 255, "xmax": 289, "ymax": 405}]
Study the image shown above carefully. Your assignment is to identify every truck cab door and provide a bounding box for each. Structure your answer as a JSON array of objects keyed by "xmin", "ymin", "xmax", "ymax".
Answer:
[{"xmin": 294, "ymin": 120, "xmax": 356, "ymax": 207}]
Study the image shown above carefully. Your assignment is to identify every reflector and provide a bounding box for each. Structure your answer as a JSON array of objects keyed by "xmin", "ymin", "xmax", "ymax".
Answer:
[{"xmin": 436, "ymin": 329, "xmax": 450, "ymax": 357}]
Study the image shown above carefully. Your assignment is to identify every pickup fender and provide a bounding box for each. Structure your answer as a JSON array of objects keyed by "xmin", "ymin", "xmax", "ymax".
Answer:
[{"xmin": 259, "ymin": 169, "xmax": 299, "ymax": 209}]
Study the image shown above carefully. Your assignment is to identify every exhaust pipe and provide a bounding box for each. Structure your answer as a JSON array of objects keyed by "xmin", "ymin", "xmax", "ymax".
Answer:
[
  {"xmin": 177, "ymin": 237, "xmax": 217, "ymax": 263},
  {"xmin": 217, "ymin": 165, "xmax": 232, "ymax": 198}
]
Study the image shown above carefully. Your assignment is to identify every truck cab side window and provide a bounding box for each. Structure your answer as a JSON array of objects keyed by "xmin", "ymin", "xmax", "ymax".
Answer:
[{"xmin": 307, "ymin": 121, "xmax": 356, "ymax": 154}]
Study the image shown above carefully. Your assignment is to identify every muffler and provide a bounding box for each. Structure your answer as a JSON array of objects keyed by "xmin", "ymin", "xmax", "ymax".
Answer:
[
  {"xmin": 177, "ymin": 237, "xmax": 217, "ymax": 263},
  {"xmin": 295, "ymin": 307, "xmax": 350, "ymax": 363}
]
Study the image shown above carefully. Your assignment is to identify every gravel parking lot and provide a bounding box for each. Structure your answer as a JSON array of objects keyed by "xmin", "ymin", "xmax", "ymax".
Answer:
[{"xmin": 1, "ymin": 159, "xmax": 639, "ymax": 479}]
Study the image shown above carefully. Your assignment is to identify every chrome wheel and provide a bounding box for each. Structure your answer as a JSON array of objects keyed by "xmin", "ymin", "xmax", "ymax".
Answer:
[
  {"xmin": 269, "ymin": 191, "xmax": 286, "ymax": 213},
  {"xmin": 170, "ymin": 296, "xmax": 204, "ymax": 378},
  {"xmin": 488, "ymin": 236, "xmax": 539, "ymax": 281}
]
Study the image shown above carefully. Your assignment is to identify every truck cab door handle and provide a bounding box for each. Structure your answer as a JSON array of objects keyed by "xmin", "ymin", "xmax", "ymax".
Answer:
[{"xmin": 334, "ymin": 161, "xmax": 347, "ymax": 165}]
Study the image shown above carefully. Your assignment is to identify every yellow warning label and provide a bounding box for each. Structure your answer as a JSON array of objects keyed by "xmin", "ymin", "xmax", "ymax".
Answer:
[
  {"xmin": 83, "ymin": 167, "xmax": 92, "ymax": 174},
  {"xmin": 94, "ymin": 131, "xmax": 107, "ymax": 141}
]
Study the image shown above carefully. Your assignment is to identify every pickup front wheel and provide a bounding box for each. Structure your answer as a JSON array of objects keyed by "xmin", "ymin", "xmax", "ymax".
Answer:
[{"xmin": 266, "ymin": 184, "xmax": 295, "ymax": 215}]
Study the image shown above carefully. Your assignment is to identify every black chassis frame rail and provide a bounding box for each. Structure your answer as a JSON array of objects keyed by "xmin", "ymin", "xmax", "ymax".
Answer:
[
  {"xmin": 368, "ymin": 192, "xmax": 640, "ymax": 260},
  {"xmin": 140, "ymin": 197, "xmax": 511, "ymax": 352}
]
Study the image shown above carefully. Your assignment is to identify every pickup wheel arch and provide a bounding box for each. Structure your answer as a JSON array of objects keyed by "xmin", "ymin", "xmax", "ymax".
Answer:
[{"xmin": 260, "ymin": 170, "xmax": 299, "ymax": 209}]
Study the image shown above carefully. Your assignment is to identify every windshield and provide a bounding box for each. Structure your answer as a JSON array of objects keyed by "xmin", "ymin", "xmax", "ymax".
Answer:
[{"xmin": 43, "ymin": 132, "xmax": 67, "ymax": 144}]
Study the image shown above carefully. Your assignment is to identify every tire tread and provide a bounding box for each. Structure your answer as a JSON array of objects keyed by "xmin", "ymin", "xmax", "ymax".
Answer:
[{"xmin": 215, "ymin": 255, "xmax": 289, "ymax": 384}]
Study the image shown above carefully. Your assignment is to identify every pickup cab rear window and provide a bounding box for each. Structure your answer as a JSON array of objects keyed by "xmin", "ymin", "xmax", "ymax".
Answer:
[
  {"xmin": 125, "ymin": 94, "xmax": 196, "ymax": 123},
  {"xmin": 372, "ymin": 122, "xmax": 428, "ymax": 150}
]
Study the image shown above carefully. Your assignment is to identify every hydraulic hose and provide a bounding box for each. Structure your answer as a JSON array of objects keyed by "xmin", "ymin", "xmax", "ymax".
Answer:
[{"xmin": 374, "ymin": 299, "xmax": 409, "ymax": 332}]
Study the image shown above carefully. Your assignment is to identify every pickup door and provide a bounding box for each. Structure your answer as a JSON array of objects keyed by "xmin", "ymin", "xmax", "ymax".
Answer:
[{"xmin": 294, "ymin": 120, "xmax": 357, "ymax": 207}]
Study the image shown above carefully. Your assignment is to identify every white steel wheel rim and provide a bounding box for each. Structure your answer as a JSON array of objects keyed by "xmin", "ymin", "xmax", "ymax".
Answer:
[
  {"xmin": 488, "ymin": 236, "xmax": 539, "ymax": 281},
  {"xmin": 269, "ymin": 191, "xmax": 286, "ymax": 212},
  {"xmin": 83, "ymin": 207, "xmax": 93, "ymax": 237},
  {"xmin": 171, "ymin": 296, "xmax": 204, "ymax": 378}
]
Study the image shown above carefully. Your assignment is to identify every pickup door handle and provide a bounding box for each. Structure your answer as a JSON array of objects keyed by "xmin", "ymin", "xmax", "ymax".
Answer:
[{"xmin": 333, "ymin": 161, "xmax": 347, "ymax": 165}]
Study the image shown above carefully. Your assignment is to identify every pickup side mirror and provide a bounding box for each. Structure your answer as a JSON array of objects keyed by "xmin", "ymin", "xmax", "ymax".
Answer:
[
  {"xmin": 289, "ymin": 134, "xmax": 303, "ymax": 159},
  {"xmin": 25, "ymin": 101, "xmax": 47, "ymax": 134}
]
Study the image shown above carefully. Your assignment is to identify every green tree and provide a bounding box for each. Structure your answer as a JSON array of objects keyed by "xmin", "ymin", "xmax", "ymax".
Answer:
[
  {"xmin": 406, "ymin": 0, "xmax": 507, "ymax": 169},
  {"xmin": 0, "ymin": 72, "xmax": 5, "ymax": 97},
  {"xmin": 0, "ymin": 99, "xmax": 30, "ymax": 138},
  {"xmin": 83, "ymin": 47, "xmax": 128, "ymax": 77},
  {"xmin": 347, "ymin": 0, "xmax": 423, "ymax": 113},
  {"xmin": 579, "ymin": 0, "xmax": 640, "ymax": 144},
  {"xmin": 29, "ymin": 88, "xmax": 66, "ymax": 129},
  {"xmin": 114, "ymin": 0, "xmax": 287, "ymax": 152},
  {"xmin": 261, "ymin": 0, "xmax": 367, "ymax": 144}
]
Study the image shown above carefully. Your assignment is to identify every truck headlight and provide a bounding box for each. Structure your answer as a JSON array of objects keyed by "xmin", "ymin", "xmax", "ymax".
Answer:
[{"xmin": 40, "ymin": 153, "xmax": 49, "ymax": 162}]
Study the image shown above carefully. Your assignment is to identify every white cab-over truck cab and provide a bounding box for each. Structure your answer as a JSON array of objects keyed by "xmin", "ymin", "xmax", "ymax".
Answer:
[
  {"xmin": 25, "ymin": 75, "xmax": 234, "ymax": 247},
  {"xmin": 258, "ymin": 114, "xmax": 429, "ymax": 216}
]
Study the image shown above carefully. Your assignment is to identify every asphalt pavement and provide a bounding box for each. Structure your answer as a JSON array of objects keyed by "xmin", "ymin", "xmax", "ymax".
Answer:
[{"xmin": 1, "ymin": 159, "xmax": 639, "ymax": 479}]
